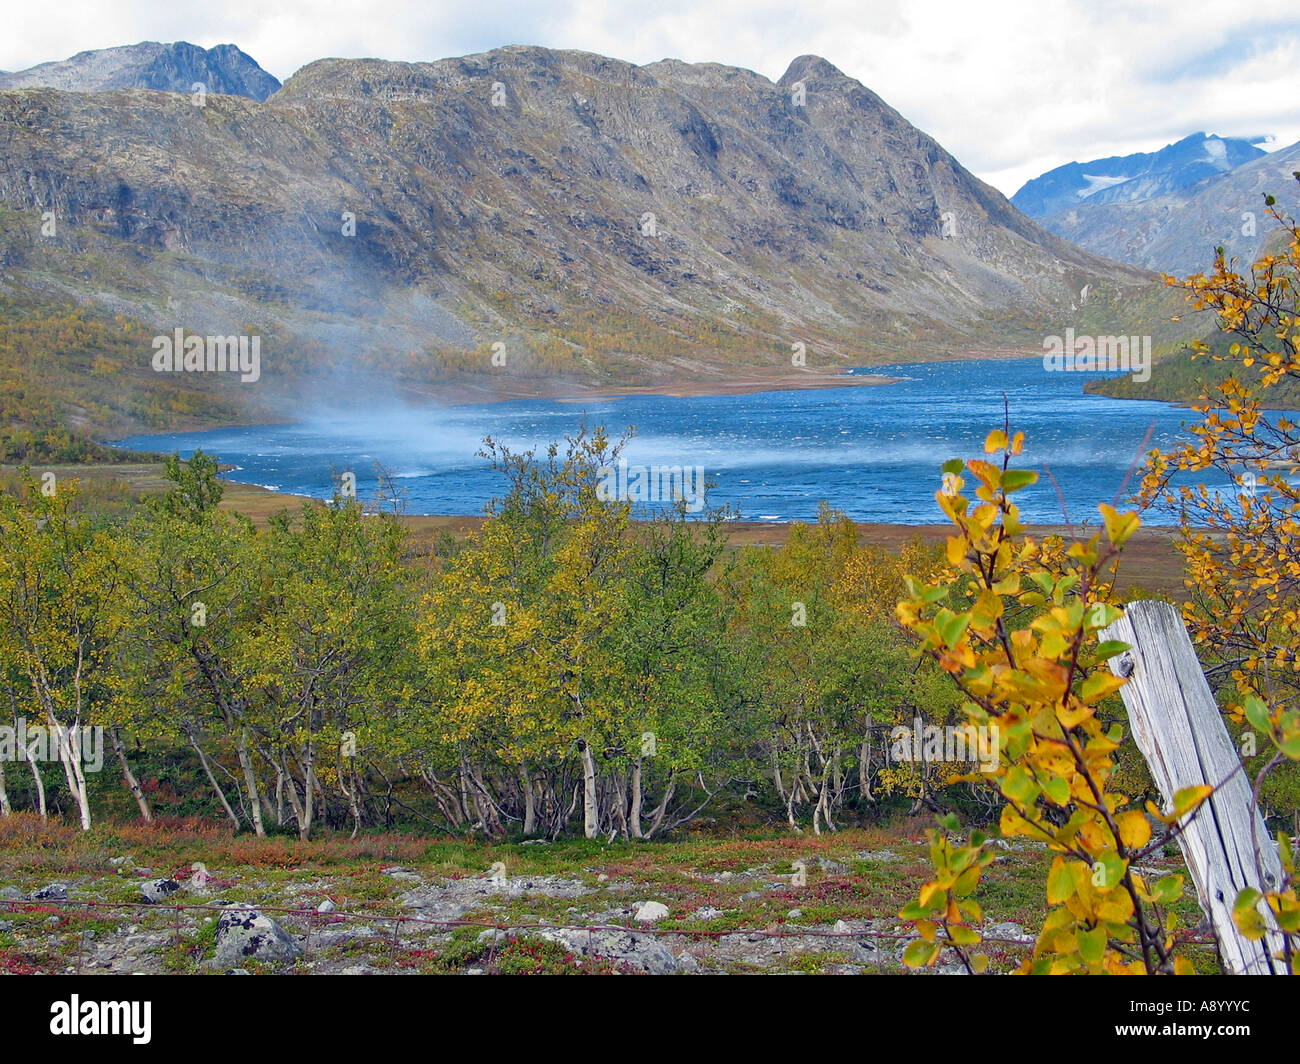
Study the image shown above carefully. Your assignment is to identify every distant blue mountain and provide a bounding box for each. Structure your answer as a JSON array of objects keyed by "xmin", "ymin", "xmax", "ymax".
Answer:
[
  {"xmin": 0, "ymin": 42, "xmax": 280, "ymax": 101},
  {"xmin": 1012, "ymin": 132, "xmax": 1265, "ymax": 218}
]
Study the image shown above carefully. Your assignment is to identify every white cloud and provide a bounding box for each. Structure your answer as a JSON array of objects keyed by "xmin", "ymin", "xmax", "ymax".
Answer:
[{"xmin": 1, "ymin": 0, "xmax": 1296, "ymax": 197}]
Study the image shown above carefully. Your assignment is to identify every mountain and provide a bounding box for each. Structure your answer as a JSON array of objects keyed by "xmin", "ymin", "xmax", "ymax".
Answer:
[
  {"xmin": 0, "ymin": 42, "xmax": 280, "ymax": 101},
  {"xmin": 0, "ymin": 45, "xmax": 1175, "ymax": 428},
  {"xmin": 1012, "ymin": 133, "xmax": 1265, "ymax": 219},
  {"xmin": 1037, "ymin": 140, "xmax": 1300, "ymax": 277}
]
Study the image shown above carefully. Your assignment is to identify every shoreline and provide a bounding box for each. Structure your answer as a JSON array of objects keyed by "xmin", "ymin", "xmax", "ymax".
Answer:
[{"xmin": 393, "ymin": 368, "xmax": 905, "ymax": 406}]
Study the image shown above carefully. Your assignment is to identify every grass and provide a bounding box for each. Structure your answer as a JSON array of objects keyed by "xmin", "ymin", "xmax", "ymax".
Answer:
[{"xmin": 0, "ymin": 812, "xmax": 1222, "ymax": 975}]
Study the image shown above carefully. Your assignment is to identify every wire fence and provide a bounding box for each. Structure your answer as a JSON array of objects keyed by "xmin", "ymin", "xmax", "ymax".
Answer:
[{"xmin": 0, "ymin": 896, "xmax": 1219, "ymax": 974}]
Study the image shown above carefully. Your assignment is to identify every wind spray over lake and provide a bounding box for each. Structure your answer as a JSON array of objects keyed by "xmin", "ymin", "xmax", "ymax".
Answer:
[{"xmin": 118, "ymin": 357, "xmax": 1245, "ymax": 525}]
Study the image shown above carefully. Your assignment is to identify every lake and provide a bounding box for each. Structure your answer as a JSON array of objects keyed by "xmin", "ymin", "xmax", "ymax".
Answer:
[{"xmin": 117, "ymin": 356, "xmax": 1236, "ymax": 525}]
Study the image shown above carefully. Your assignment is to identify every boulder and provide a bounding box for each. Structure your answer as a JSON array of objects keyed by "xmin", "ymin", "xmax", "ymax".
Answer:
[
  {"xmin": 31, "ymin": 882, "xmax": 68, "ymax": 901},
  {"xmin": 984, "ymin": 921, "xmax": 1032, "ymax": 942},
  {"xmin": 212, "ymin": 905, "xmax": 303, "ymax": 969},
  {"xmin": 140, "ymin": 878, "xmax": 181, "ymax": 904},
  {"xmin": 537, "ymin": 927, "xmax": 678, "ymax": 975},
  {"xmin": 634, "ymin": 901, "xmax": 670, "ymax": 923}
]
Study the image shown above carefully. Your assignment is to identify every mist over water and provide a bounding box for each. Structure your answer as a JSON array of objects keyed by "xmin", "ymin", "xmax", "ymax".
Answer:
[{"xmin": 118, "ymin": 357, "xmax": 1244, "ymax": 525}]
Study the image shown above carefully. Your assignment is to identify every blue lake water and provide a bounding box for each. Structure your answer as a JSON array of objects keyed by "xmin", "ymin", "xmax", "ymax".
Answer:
[{"xmin": 117, "ymin": 357, "xmax": 1240, "ymax": 525}]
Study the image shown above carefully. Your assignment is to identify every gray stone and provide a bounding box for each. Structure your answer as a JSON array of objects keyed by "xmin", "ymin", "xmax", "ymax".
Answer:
[
  {"xmin": 693, "ymin": 906, "xmax": 724, "ymax": 920},
  {"xmin": 634, "ymin": 901, "xmax": 670, "ymax": 923},
  {"xmin": 984, "ymin": 921, "xmax": 1032, "ymax": 942},
  {"xmin": 787, "ymin": 908, "xmax": 803, "ymax": 920},
  {"xmin": 677, "ymin": 951, "xmax": 700, "ymax": 973},
  {"xmin": 316, "ymin": 899, "xmax": 335, "ymax": 913},
  {"xmin": 140, "ymin": 878, "xmax": 181, "ymax": 904},
  {"xmin": 818, "ymin": 857, "xmax": 848, "ymax": 874},
  {"xmin": 0, "ymin": 886, "xmax": 25, "ymax": 901},
  {"xmin": 537, "ymin": 927, "xmax": 679, "ymax": 975},
  {"xmin": 31, "ymin": 882, "xmax": 68, "ymax": 901},
  {"xmin": 212, "ymin": 905, "xmax": 303, "ymax": 968}
]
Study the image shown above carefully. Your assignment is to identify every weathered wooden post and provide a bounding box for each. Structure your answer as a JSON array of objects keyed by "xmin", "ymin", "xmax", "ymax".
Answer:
[{"xmin": 1101, "ymin": 599, "xmax": 1286, "ymax": 974}]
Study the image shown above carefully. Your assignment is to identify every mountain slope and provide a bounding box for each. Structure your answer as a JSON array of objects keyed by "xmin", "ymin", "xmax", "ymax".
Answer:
[
  {"xmin": 1012, "ymin": 133, "xmax": 1264, "ymax": 218},
  {"xmin": 1039, "ymin": 140, "xmax": 1300, "ymax": 276},
  {"xmin": 0, "ymin": 42, "xmax": 280, "ymax": 101},
  {"xmin": 0, "ymin": 45, "xmax": 1175, "ymax": 419}
]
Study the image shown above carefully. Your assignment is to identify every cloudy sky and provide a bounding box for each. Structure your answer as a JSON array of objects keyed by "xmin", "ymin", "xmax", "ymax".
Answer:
[{"xmin": 2, "ymin": 0, "xmax": 1297, "ymax": 196}]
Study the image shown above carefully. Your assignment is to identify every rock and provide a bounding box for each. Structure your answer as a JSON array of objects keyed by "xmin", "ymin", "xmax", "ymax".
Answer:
[
  {"xmin": 317, "ymin": 899, "xmax": 336, "ymax": 913},
  {"xmin": 717, "ymin": 871, "xmax": 734, "ymax": 880},
  {"xmin": 0, "ymin": 886, "xmax": 25, "ymax": 901},
  {"xmin": 476, "ymin": 928, "xmax": 509, "ymax": 944},
  {"xmin": 226, "ymin": 968, "xmax": 250, "ymax": 975},
  {"xmin": 634, "ymin": 901, "xmax": 670, "ymax": 923},
  {"xmin": 107, "ymin": 856, "xmax": 132, "ymax": 867},
  {"xmin": 466, "ymin": 967, "xmax": 485, "ymax": 975},
  {"xmin": 984, "ymin": 921, "xmax": 1032, "ymax": 942},
  {"xmin": 32, "ymin": 882, "xmax": 68, "ymax": 901},
  {"xmin": 0, "ymin": 920, "xmax": 10, "ymax": 931},
  {"xmin": 537, "ymin": 927, "xmax": 678, "ymax": 975},
  {"xmin": 596, "ymin": 873, "xmax": 609, "ymax": 882},
  {"xmin": 520, "ymin": 839, "xmax": 549, "ymax": 846},
  {"xmin": 787, "ymin": 908, "xmax": 803, "ymax": 920},
  {"xmin": 381, "ymin": 866, "xmax": 421, "ymax": 882},
  {"xmin": 677, "ymin": 951, "xmax": 700, "ymax": 973},
  {"xmin": 832, "ymin": 920, "xmax": 851, "ymax": 935},
  {"xmin": 212, "ymin": 905, "xmax": 303, "ymax": 969},
  {"xmin": 937, "ymin": 963, "xmax": 968, "ymax": 975},
  {"xmin": 693, "ymin": 906, "xmax": 724, "ymax": 920},
  {"xmin": 340, "ymin": 965, "xmax": 374, "ymax": 975},
  {"xmin": 134, "ymin": 868, "xmax": 153, "ymax": 877},
  {"xmin": 817, "ymin": 857, "xmax": 848, "ymax": 874},
  {"xmin": 140, "ymin": 878, "xmax": 181, "ymax": 904},
  {"xmin": 739, "ymin": 890, "xmax": 763, "ymax": 902},
  {"xmin": 856, "ymin": 849, "xmax": 898, "ymax": 862}
]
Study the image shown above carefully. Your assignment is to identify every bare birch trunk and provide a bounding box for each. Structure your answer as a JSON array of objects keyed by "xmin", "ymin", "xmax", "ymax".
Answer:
[
  {"xmin": 27, "ymin": 756, "xmax": 46, "ymax": 817},
  {"xmin": 520, "ymin": 766, "xmax": 537, "ymax": 836},
  {"xmin": 629, "ymin": 757, "xmax": 644, "ymax": 839},
  {"xmin": 190, "ymin": 733, "xmax": 241, "ymax": 828},
  {"xmin": 234, "ymin": 730, "xmax": 266, "ymax": 836},
  {"xmin": 110, "ymin": 727, "xmax": 152, "ymax": 823},
  {"xmin": 578, "ymin": 738, "xmax": 599, "ymax": 839}
]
